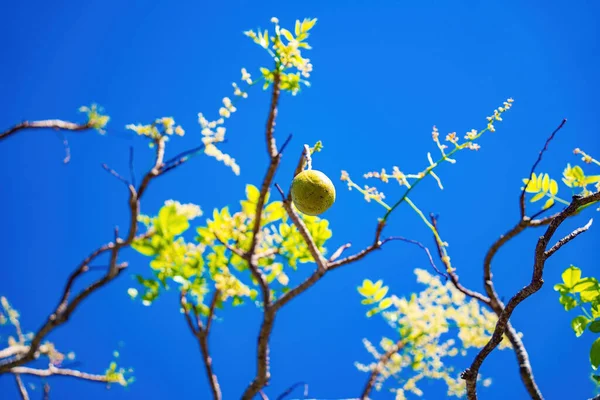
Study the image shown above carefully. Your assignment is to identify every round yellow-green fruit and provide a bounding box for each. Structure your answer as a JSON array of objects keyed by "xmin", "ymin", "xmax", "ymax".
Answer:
[{"xmin": 291, "ymin": 169, "xmax": 336, "ymax": 216}]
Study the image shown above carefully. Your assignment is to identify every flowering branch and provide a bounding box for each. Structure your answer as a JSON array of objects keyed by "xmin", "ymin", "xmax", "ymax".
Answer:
[{"xmin": 360, "ymin": 339, "xmax": 408, "ymax": 400}]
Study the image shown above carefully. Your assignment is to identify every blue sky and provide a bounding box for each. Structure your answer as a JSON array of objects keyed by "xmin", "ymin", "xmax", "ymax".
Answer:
[{"xmin": 1, "ymin": 1, "xmax": 599, "ymax": 399}]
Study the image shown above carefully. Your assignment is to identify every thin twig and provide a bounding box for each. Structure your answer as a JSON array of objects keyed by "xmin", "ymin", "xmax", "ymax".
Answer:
[
  {"xmin": 129, "ymin": 146, "xmax": 136, "ymax": 187},
  {"xmin": 545, "ymin": 218, "xmax": 593, "ymax": 259},
  {"xmin": 519, "ymin": 119, "xmax": 567, "ymax": 218},
  {"xmin": 101, "ymin": 163, "xmax": 130, "ymax": 186},
  {"xmin": 278, "ymin": 134, "xmax": 293, "ymax": 155},
  {"xmin": 14, "ymin": 374, "xmax": 29, "ymax": 400},
  {"xmin": 0, "ymin": 119, "xmax": 93, "ymax": 142},
  {"xmin": 276, "ymin": 381, "xmax": 309, "ymax": 400},
  {"xmin": 463, "ymin": 192, "xmax": 600, "ymax": 399},
  {"xmin": 329, "ymin": 243, "xmax": 352, "ymax": 262},
  {"xmin": 57, "ymin": 131, "xmax": 71, "ymax": 164}
]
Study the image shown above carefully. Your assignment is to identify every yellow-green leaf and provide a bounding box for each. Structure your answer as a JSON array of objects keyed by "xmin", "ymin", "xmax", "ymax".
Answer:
[
  {"xmin": 542, "ymin": 174, "xmax": 550, "ymax": 192},
  {"xmin": 379, "ymin": 298, "xmax": 393, "ymax": 310},
  {"xmin": 536, "ymin": 173, "xmax": 543, "ymax": 190},
  {"xmin": 585, "ymin": 175, "xmax": 600, "ymax": 185},
  {"xmin": 280, "ymin": 28, "xmax": 294, "ymax": 42},
  {"xmin": 523, "ymin": 175, "xmax": 539, "ymax": 193},
  {"xmin": 530, "ymin": 191, "xmax": 546, "ymax": 203},
  {"xmin": 358, "ymin": 279, "xmax": 375, "ymax": 297},
  {"xmin": 301, "ymin": 18, "xmax": 317, "ymax": 33},
  {"xmin": 562, "ymin": 265, "xmax": 582, "ymax": 288},
  {"xmin": 246, "ymin": 184, "xmax": 260, "ymax": 204},
  {"xmin": 373, "ymin": 287, "xmax": 389, "ymax": 302},
  {"xmin": 543, "ymin": 198, "xmax": 555, "ymax": 210},
  {"xmin": 550, "ymin": 179, "xmax": 559, "ymax": 195}
]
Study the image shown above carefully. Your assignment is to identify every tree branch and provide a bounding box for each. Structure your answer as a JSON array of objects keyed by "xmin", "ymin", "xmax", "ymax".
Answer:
[
  {"xmin": 519, "ymin": 119, "xmax": 567, "ymax": 218},
  {"xmin": 0, "ymin": 119, "xmax": 93, "ymax": 142},
  {"xmin": 463, "ymin": 192, "xmax": 600, "ymax": 399},
  {"xmin": 10, "ymin": 365, "xmax": 112, "ymax": 383},
  {"xmin": 14, "ymin": 374, "xmax": 29, "ymax": 400},
  {"xmin": 0, "ymin": 136, "xmax": 199, "ymax": 374},
  {"xmin": 360, "ymin": 339, "xmax": 407, "ymax": 400},
  {"xmin": 181, "ymin": 287, "xmax": 222, "ymax": 400},
  {"xmin": 241, "ymin": 71, "xmax": 283, "ymax": 400},
  {"xmin": 433, "ymin": 214, "xmax": 542, "ymax": 399}
]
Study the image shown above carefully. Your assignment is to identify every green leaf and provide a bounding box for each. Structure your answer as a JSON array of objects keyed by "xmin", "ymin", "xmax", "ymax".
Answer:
[
  {"xmin": 542, "ymin": 197, "xmax": 554, "ymax": 210},
  {"xmin": 366, "ymin": 308, "xmax": 379, "ymax": 318},
  {"xmin": 379, "ymin": 298, "xmax": 393, "ymax": 310},
  {"xmin": 560, "ymin": 294, "xmax": 578, "ymax": 311},
  {"xmin": 280, "ymin": 28, "xmax": 295, "ymax": 42},
  {"xmin": 554, "ymin": 283, "xmax": 569, "ymax": 293},
  {"xmin": 562, "ymin": 266, "xmax": 582, "ymax": 289},
  {"xmin": 523, "ymin": 174, "xmax": 539, "ymax": 193},
  {"xmin": 549, "ymin": 179, "xmax": 559, "ymax": 195},
  {"xmin": 542, "ymin": 174, "xmax": 550, "ymax": 192},
  {"xmin": 530, "ymin": 191, "xmax": 546, "ymax": 203},
  {"xmin": 591, "ymin": 337, "xmax": 600, "ymax": 370},
  {"xmin": 573, "ymin": 278, "xmax": 599, "ymax": 294},
  {"xmin": 246, "ymin": 184, "xmax": 260, "ymax": 204},
  {"xmin": 589, "ymin": 321, "xmax": 600, "ymax": 333},
  {"xmin": 581, "ymin": 287, "xmax": 600, "ymax": 303},
  {"xmin": 572, "ymin": 315, "xmax": 591, "ymax": 337},
  {"xmin": 358, "ymin": 279, "xmax": 375, "ymax": 297},
  {"xmin": 373, "ymin": 287, "xmax": 389, "ymax": 302},
  {"xmin": 584, "ymin": 175, "xmax": 600, "ymax": 185},
  {"xmin": 131, "ymin": 239, "xmax": 157, "ymax": 256}
]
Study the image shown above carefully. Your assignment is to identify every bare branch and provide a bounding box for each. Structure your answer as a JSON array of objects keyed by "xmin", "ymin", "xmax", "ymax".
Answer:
[
  {"xmin": 519, "ymin": 119, "xmax": 567, "ymax": 218},
  {"xmin": 463, "ymin": 192, "xmax": 600, "ymax": 399},
  {"xmin": 432, "ymin": 214, "xmax": 542, "ymax": 398},
  {"xmin": 281, "ymin": 200, "xmax": 327, "ymax": 271},
  {"xmin": 329, "ymin": 243, "xmax": 351, "ymax": 262},
  {"xmin": 278, "ymin": 133, "xmax": 293, "ymax": 155},
  {"xmin": 14, "ymin": 374, "xmax": 29, "ymax": 400},
  {"xmin": 241, "ymin": 71, "xmax": 282, "ymax": 400},
  {"xmin": 0, "ymin": 119, "xmax": 93, "ymax": 142},
  {"xmin": 360, "ymin": 339, "xmax": 407, "ymax": 400},
  {"xmin": 0, "ymin": 138, "xmax": 179, "ymax": 374},
  {"xmin": 275, "ymin": 381, "xmax": 309, "ymax": 400},
  {"xmin": 101, "ymin": 163, "xmax": 130, "ymax": 186},
  {"xmin": 11, "ymin": 365, "xmax": 113, "ymax": 383},
  {"xmin": 545, "ymin": 218, "xmax": 593, "ymax": 259},
  {"xmin": 43, "ymin": 383, "xmax": 50, "ymax": 400},
  {"xmin": 206, "ymin": 290, "xmax": 221, "ymax": 334},
  {"xmin": 180, "ymin": 289, "xmax": 222, "ymax": 400},
  {"xmin": 180, "ymin": 291, "xmax": 198, "ymax": 335}
]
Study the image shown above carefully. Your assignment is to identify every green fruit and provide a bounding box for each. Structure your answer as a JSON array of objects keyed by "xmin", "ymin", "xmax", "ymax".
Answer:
[{"xmin": 291, "ymin": 169, "xmax": 336, "ymax": 216}]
